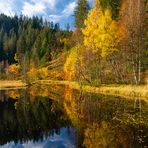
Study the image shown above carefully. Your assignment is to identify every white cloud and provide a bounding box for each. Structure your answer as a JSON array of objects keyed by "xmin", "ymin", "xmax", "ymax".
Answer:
[
  {"xmin": 48, "ymin": 2, "xmax": 76, "ymax": 22},
  {"xmin": 22, "ymin": 2, "xmax": 46, "ymax": 17},
  {"xmin": 31, "ymin": 0, "xmax": 57, "ymax": 9},
  {"xmin": 21, "ymin": 0, "xmax": 58, "ymax": 17},
  {"xmin": 62, "ymin": 2, "xmax": 76, "ymax": 17},
  {"xmin": 0, "ymin": 0, "xmax": 15, "ymax": 16},
  {"xmin": 40, "ymin": 0, "xmax": 57, "ymax": 8}
]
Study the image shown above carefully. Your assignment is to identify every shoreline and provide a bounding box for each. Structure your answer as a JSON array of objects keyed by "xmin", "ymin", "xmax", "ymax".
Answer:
[
  {"xmin": 36, "ymin": 80, "xmax": 148, "ymax": 100},
  {"xmin": 0, "ymin": 80, "xmax": 27, "ymax": 90},
  {"xmin": 0, "ymin": 80, "xmax": 148, "ymax": 99}
]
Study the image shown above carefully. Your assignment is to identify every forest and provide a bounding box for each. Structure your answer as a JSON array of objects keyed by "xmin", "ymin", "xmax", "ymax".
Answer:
[
  {"xmin": 0, "ymin": 0, "xmax": 148, "ymax": 86},
  {"xmin": 0, "ymin": 0, "xmax": 148, "ymax": 147}
]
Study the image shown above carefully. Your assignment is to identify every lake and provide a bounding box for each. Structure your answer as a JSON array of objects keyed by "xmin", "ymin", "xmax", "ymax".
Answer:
[{"xmin": 0, "ymin": 84, "xmax": 148, "ymax": 148}]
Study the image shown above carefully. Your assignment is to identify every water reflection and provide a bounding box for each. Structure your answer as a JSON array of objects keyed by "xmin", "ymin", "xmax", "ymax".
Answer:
[
  {"xmin": 0, "ymin": 85, "xmax": 148, "ymax": 148},
  {"xmin": 2, "ymin": 128, "xmax": 75, "ymax": 148},
  {"xmin": 64, "ymin": 86, "xmax": 148, "ymax": 148},
  {"xmin": 0, "ymin": 85, "xmax": 74, "ymax": 147}
]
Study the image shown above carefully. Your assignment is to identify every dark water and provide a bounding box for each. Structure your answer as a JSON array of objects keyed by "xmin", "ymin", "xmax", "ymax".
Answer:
[{"xmin": 0, "ymin": 84, "xmax": 148, "ymax": 148}]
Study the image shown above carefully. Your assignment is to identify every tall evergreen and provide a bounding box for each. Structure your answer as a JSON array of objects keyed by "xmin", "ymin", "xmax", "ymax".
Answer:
[
  {"xmin": 74, "ymin": 0, "xmax": 89, "ymax": 29},
  {"xmin": 99, "ymin": 0, "xmax": 121, "ymax": 19},
  {"xmin": 0, "ymin": 13, "xmax": 72, "ymax": 78}
]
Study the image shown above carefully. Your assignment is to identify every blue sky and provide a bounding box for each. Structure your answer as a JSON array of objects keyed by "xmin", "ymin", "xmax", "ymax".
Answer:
[{"xmin": 0, "ymin": 0, "xmax": 94, "ymax": 29}]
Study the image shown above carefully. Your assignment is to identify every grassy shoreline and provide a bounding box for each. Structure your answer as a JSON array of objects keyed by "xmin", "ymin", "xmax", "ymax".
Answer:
[
  {"xmin": 36, "ymin": 80, "xmax": 148, "ymax": 100},
  {"xmin": 0, "ymin": 80, "xmax": 27, "ymax": 90},
  {"xmin": 0, "ymin": 80, "xmax": 148, "ymax": 99}
]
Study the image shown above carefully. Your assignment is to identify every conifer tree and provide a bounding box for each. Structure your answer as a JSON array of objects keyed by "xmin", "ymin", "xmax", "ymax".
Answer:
[{"xmin": 74, "ymin": 0, "xmax": 89, "ymax": 29}]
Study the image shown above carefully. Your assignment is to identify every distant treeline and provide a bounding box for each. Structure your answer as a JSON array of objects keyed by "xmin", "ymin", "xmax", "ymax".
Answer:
[{"xmin": 0, "ymin": 14, "xmax": 71, "ymax": 77}]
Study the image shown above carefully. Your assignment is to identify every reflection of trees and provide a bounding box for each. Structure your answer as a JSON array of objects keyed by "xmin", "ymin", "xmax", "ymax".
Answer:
[
  {"xmin": 63, "ymin": 86, "xmax": 148, "ymax": 148},
  {"xmin": 64, "ymin": 86, "xmax": 85, "ymax": 125},
  {"xmin": 1, "ymin": 85, "xmax": 147, "ymax": 147},
  {"xmin": 0, "ymin": 88, "xmax": 71, "ymax": 146},
  {"xmin": 64, "ymin": 86, "xmax": 85, "ymax": 147},
  {"xmin": 83, "ymin": 121, "xmax": 132, "ymax": 148},
  {"xmin": 84, "ymin": 122, "xmax": 113, "ymax": 148},
  {"xmin": 28, "ymin": 84, "xmax": 65, "ymax": 101}
]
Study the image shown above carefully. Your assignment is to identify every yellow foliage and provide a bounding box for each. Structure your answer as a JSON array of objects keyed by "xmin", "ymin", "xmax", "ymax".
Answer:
[
  {"xmin": 60, "ymin": 38, "xmax": 68, "ymax": 44},
  {"xmin": 27, "ymin": 66, "xmax": 38, "ymax": 81},
  {"xmin": 64, "ymin": 47, "xmax": 78, "ymax": 80},
  {"xmin": 50, "ymin": 71, "xmax": 63, "ymax": 80},
  {"xmin": 6, "ymin": 64, "xmax": 20, "ymax": 76},
  {"xmin": 64, "ymin": 45, "xmax": 83, "ymax": 81},
  {"xmin": 82, "ymin": 2, "xmax": 122, "ymax": 57},
  {"xmin": 38, "ymin": 67, "xmax": 49, "ymax": 78}
]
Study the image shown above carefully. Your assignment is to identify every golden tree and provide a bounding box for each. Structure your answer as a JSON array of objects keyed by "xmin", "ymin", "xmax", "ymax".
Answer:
[
  {"xmin": 82, "ymin": 1, "xmax": 120, "ymax": 57},
  {"xmin": 6, "ymin": 64, "xmax": 20, "ymax": 79},
  {"xmin": 64, "ymin": 45, "xmax": 83, "ymax": 81}
]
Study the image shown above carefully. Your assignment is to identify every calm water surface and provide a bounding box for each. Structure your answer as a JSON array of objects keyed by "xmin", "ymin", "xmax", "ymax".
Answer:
[{"xmin": 0, "ymin": 84, "xmax": 148, "ymax": 148}]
